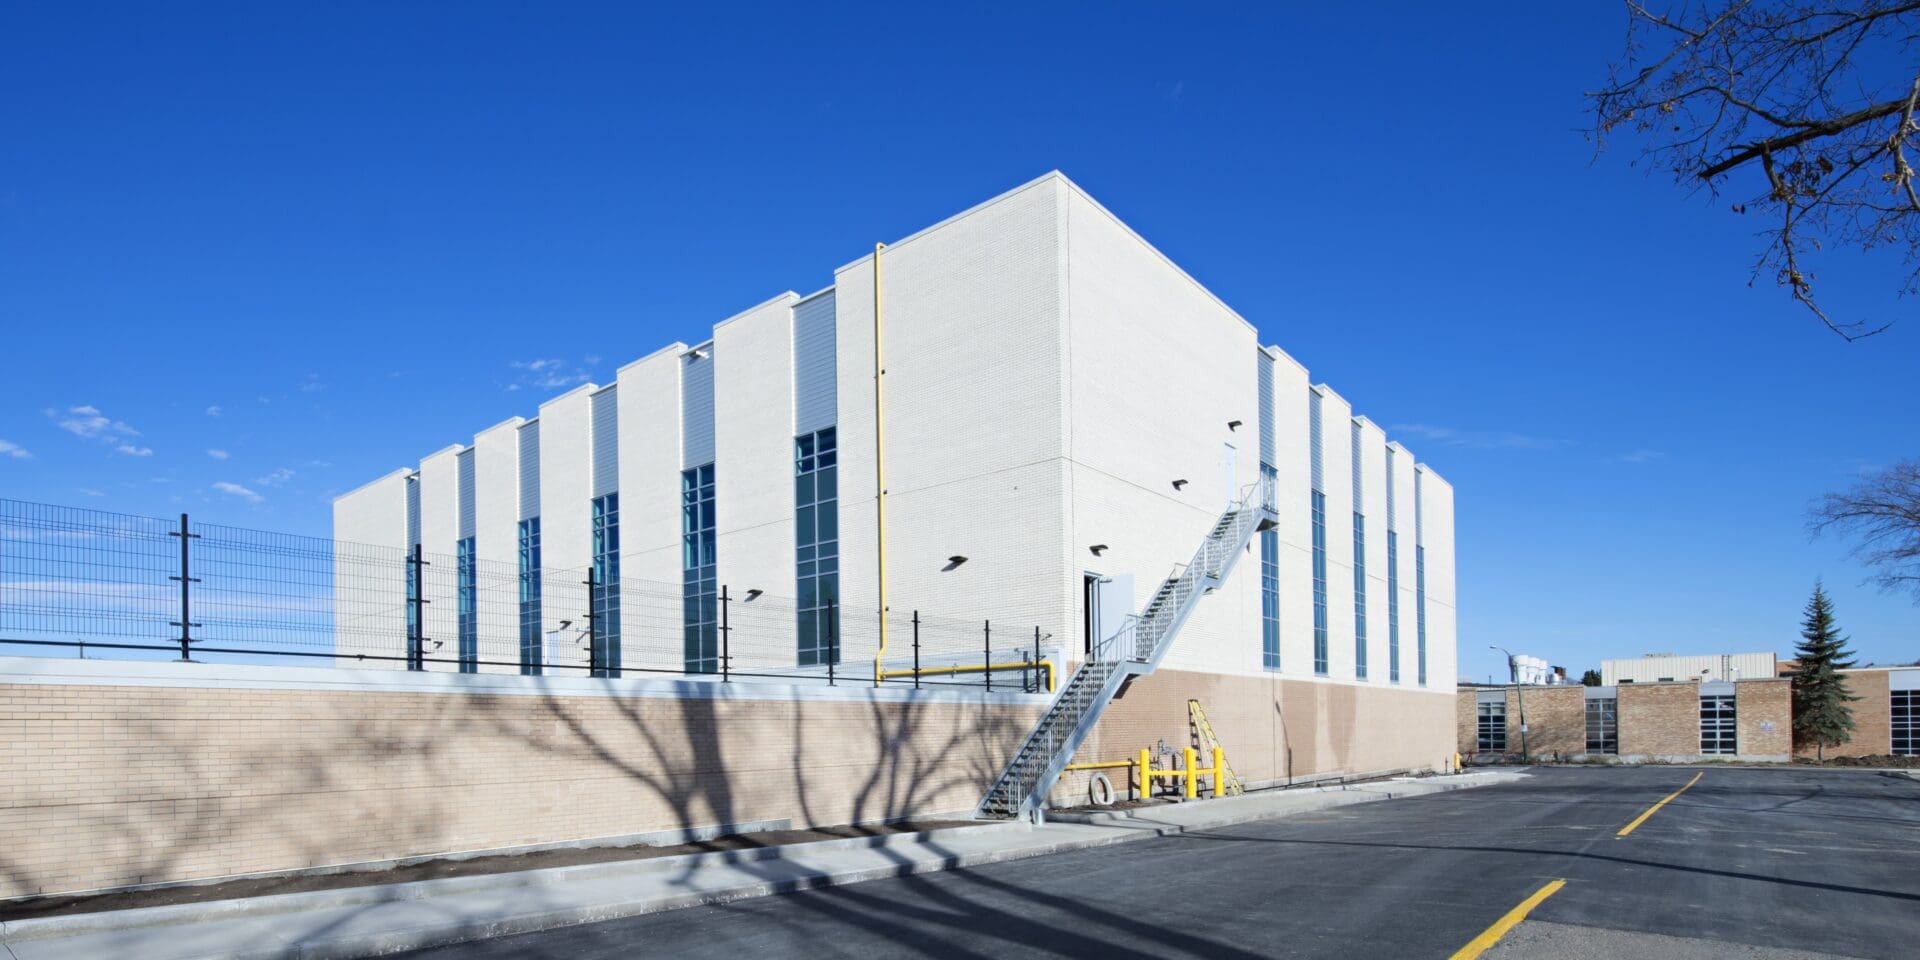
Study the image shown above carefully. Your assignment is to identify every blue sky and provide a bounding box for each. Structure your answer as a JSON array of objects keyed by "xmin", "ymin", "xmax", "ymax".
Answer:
[{"xmin": 2, "ymin": 3, "xmax": 1915, "ymax": 682}]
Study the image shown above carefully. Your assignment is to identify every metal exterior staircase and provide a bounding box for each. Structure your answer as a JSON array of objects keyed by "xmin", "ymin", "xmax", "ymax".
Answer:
[{"xmin": 977, "ymin": 477, "xmax": 1277, "ymax": 820}]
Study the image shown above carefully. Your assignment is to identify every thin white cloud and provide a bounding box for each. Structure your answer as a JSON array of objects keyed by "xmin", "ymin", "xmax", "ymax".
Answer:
[
  {"xmin": 256, "ymin": 467, "xmax": 295, "ymax": 486},
  {"xmin": 1612, "ymin": 449, "xmax": 1666, "ymax": 464},
  {"xmin": 506, "ymin": 358, "xmax": 593, "ymax": 392},
  {"xmin": 0, "ymin": 439, "xmax": 31, "ymax": 460},
  {"xmin": 50, "ymin": 404, "xmax": 140, "ymax": 440},
  {"xmin": 207, "ymin": 448, "xmax": 230, "ymax": 460},
  {"xmin": 212, "ymin": 481, "xmax": 263, "ymax": 503},
  {"xmin": 78, "ymin": 488, "xmax": 105, "ymax": 497},
  {"xmin": 205, "ymin": 405, "xmax": 222, "ymax": 417},
  {"xmin": 114, "ymin": 443, "xmax": 154, "ymax": 457},
  {"xmin": 299, "ymin": 373, "xmax": 325, "ymax": 393},
  {"xmin": 1390, "ymin": 423, "xmax": 1573, "ymax": 451}
]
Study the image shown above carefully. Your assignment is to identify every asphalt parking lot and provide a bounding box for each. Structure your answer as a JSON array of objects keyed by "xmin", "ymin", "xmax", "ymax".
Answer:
[{"xmin": 397, "ymin": 766, "xmax": 1920, "ymax": 959}]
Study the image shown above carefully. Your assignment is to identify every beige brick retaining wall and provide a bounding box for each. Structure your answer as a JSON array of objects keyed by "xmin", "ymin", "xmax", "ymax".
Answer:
[{"xmin": 0, "ymin": 659, "xmax": 1039, "ymax": 899}]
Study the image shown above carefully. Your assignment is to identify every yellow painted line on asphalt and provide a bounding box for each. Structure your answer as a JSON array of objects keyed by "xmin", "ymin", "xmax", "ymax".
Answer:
[
  {"xmin": 1447, "ymin": 879, "xmax": 1567, "ymax": 960},
  {"xmin": 1615, "ymin": 771, "xmax": 1704, "ymax": 838}
]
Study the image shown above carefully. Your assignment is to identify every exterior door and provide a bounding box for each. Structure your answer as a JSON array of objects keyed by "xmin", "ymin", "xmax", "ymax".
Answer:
[
  {"xmin": 1222, "ymin": 443, "xmax": 1238, "ymax": 507},
  {"xmin": 1086, "ymin": 573, "xmax": 1134, "ymax": 661}
]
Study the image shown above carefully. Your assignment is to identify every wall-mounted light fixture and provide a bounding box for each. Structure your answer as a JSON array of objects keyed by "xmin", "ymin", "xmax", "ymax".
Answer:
[
  {"xmin": 1171, "ymin": 479, "xmax": 1189, "ymax": 490},
  {"xmin": 943, "ymin": 555, "xmax": 968, "ymax": 571},
  {"xmin": 1089, "ymin": 544, "xmax": 1108, "ymax": 556},
  {"xmin": 745, "ymin": 588, "xmax": 763, "ymax": 601},
  {"xmin": 1227, "ymin": 420, "xmax": 1242, "ymax": 431}
]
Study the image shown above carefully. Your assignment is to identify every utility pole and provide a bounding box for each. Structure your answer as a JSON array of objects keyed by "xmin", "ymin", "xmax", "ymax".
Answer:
[{"xmin": 1490, "ymin": 645, "xmax": 1528, "ymax": 762}]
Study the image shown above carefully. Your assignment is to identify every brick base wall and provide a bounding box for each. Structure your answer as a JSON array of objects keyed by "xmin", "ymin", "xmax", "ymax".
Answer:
[
  {"xmin": 1049, "ymin": 669, "xmax": 1456, "ymax": 805},
  {"xmin": 1793, "ymin": 669, "xmax": 1892, "ymax": 759},
  {"xmin": 0, "ymin": 663, "xmax": 1040, "ymax": 899},
  {"xmin": 1453, "ymin": 679, "xmax": 1794, "ymax": 762}
]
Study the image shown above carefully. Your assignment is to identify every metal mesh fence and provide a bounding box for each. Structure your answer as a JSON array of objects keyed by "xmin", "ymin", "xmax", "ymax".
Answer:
[{"xmin": 0, "ymin": 499, "xmax": 1060, "ymax": 691}]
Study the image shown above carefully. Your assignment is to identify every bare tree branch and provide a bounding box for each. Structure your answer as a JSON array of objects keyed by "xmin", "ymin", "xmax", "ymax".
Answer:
[
  {"xmin": 1591, "ymin": 1, "xmax": 1920, "ymax": 339},
  {"xmin": 1810, "ymin": 458, "xmax": 1920, "ymax": 602}
]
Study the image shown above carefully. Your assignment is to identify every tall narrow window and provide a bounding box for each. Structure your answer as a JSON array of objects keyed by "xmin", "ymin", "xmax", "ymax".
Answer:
[
  {"xmin": 1586, "ymin": 697, "xmax": 1619, "ymax": 754},
  {"xmin": 796, "ymin": 429, "xmax": 839, "ymax": 667},
  {"xmin": 1415, "ymin": 544, "xmax": 1427, "ymax": 687},
  {"xmin": 591, "ymin": 493, "xmax": 621, "ymax": 677},
  {"xmin": 1415, "ymin": 470, "xmax": 1427, "ymax": 687},
  {"xmin": 1353, "ymin": 511, "xmax": 1367, "ymax": 680},
  {"xmin": 1477, "ymin": 700, "xmax": 1507, "ymax": 752},
  {"xmin": 1260, "ymin": 464, "xmax": 1279, "ymax": 670},
  {"xmin": 681, "ymin": 465, "xmax": 718, "ymax": 673},
  {"xmin": 1311, "ymin": 491, "xmax": 1328, "ymax": 676},
  {"xmin": 1700, "ymin": 694, "xmax": 1737, "ymax": 754},
  {"xmin": 1893, "ymin": 690, "xmax": 1916, "ymax": 756},
  {"xmin": 1386, "ymin": 530, "xmax": 1401, "ymax": 684},
  {"xmin": 456, "ymin": 536, "xmax": 477, "ymax": 673},
  {"xmin": 518, "ymin": 517, "xmax": 542, "ymax": 676},
  {"xmin": 1309, "ymin": 390, "xmax": 1328, "ymax": 676}
]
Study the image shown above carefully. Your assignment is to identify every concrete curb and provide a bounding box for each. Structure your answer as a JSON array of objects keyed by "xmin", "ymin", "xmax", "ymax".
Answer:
[
  {"xmin": 1047, "ymin": 773, "xmax": 1516, "ymax": 831},
  {"xmin": 0, "ymin": 822, "xmax": 1027, "ymax": 944},
  {"xmin": 0, "ymin": 773, "xmax": 1520, "ymax": 959}
]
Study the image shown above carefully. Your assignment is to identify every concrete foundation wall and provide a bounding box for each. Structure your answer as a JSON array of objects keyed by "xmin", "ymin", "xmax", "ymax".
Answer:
[{"xmin": 0, "ymin": 658, "xmax": 1040, "ymax": 900}]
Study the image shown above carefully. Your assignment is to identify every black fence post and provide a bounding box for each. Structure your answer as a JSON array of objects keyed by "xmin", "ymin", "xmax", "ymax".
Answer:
[
  {"xmin": 1033, "ymin": 625, "xmax": 1042, "ymax": 694},
  {"xmin": 826, "ymin": 597, "xmax": 837, "ymax": 686},
  {"xmin": 167, "ymin": 513, "xmax": 200, "ymax": 662},
  {"xmin": 719, "ymin": 585, "xmax": 731, "ymax": 682},
  {"xmin": 911, "ymin": 610, "xmax": 921, "ymax": 691},
  {"xmin": 408, "ymin": 544, "xmax": 429, "ymax": 671},
  {"xmin": 984, "ymin": 619, "xmax": 992, "ymax": 693},
  {"xmin": 583, "ymin": 567, "xmax": 599, "ymax": 677}
]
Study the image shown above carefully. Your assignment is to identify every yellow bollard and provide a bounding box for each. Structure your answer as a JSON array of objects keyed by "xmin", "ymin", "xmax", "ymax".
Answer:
[
  {"xmin": 1212, "ymin": 746, "xmax": 1225, "ymax": 797},
  {"xmin": 1184, "ymin": 746, "xmax": 1199, "ymax": 799},
  {"xmin": 1140, "ymin": 748, "xmax": 1151, "ymax": 801}
]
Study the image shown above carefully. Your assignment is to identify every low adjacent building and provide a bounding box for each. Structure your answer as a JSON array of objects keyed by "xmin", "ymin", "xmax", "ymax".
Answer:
[
  {"xmin": 1457, "ymin": 678, "xmax": 1792, "ymax": 763},
  {"xmin": 1791, "ymin": 665, "xmax": 1920, "ymax": 759}
]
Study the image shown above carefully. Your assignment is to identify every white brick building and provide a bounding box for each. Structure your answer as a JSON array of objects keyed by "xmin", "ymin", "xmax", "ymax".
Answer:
[{"xmin": 334, "ymin": 172, "xmax": 1460, "ymax": 793}]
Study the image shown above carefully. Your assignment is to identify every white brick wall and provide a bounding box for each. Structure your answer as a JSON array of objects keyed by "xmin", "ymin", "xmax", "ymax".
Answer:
[
  {"xmin": 714, "ymin": 293, "xmax": 801, "ymax": 665},
  {"xmin": 331, "ymin": 468, "xmax": 411, "ymax": 669},
  {"xmin": 615, "ymin": 346, "xmax": 685, "ymax": 586},
  {"xmin": 1354, "ymin": 418, "xmax": 1390, "ymax": 685},
  {"xmin": 471, "ymin": 417, "xmax": 524, "ymax": 673},
  {"xmin": 333, "ymin": 170, "xmax": 1460, "ymax": 709}
]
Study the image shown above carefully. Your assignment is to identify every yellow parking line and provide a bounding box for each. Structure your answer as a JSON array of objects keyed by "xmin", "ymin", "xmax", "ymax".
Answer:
[
  {"xmin": 1616, "ymin": 771, "xmax": 1703, "ymax": 838},
  {"xmin": 1448, "ymin": 879, "xmax": 1567, "ymax": 960}
]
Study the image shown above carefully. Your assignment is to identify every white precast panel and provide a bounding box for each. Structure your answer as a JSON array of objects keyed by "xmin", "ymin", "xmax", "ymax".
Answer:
[
  {"xmin": 537, "ymin": 384, "xmax": 597, "ymax": 673},
  {"xmin": 1355, "ymin": 417, "xmax": 1389, "ymax": 684},
  {"xmin": 1267, "ymin": 348, "xmax": 1314, "ymax": 677},
  {"xmin": 1064, "ymin": 181, "xmax": 1259, "ymax": 677},
  {"xmin": 417, "ymin": 444, "xmax": 465, "ymax": 664},
  {"xmin": 1315, "ymin": 386, "xmax": 1355, "ymax": 680},
  {"xmin": 713, "ymin": 293, "xmax": 801, "ymax": 665},
  {"xmin": 615, "ymin": 345, "xmax": 685, "ymax": 585},
  {"xmin": 472, "ymin": 417, "xmax": 525, "ymax": 673}
]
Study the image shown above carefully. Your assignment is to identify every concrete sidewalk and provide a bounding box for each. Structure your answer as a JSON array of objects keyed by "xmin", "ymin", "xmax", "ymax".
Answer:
[{"xmin": 0, "ymin": 771, "xmax": 1522, "ymax": 960}]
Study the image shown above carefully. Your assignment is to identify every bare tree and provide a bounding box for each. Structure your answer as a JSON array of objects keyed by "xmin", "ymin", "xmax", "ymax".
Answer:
[
  {"xmin": 1811, "ymin": 458, "xmax": 1920, "ymax": 601},
  {"xmin": 1590, "ymin": 1, "xmax": 1920, "ymax": 340}
]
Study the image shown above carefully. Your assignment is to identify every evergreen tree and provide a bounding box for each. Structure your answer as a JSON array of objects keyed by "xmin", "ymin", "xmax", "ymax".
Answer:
[
  {"xmin": 1792, "ymin": 582, "xmax": 1859, "ymax": 760},
  {"xmin": 1580, "ymin": 669, "xmax": 1601, "ymax": 687}
]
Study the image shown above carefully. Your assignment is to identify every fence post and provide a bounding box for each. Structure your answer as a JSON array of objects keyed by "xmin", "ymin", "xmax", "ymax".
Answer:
[
  {"xmin": 1033, "ymin": 626, "xmax": 1042, "ymax": 694},
  {"xmin": 911, "ymin": 610, "xmax": 921, "ymax": 691},
  {"xmin": 583, "ymin": 567, "xmax": 598, "ymax": 677},
  {"xmin": 826, "ymin": 597, "xmax": 837, "ymax": 686},
  {"xmin": 719, "ymin": 584, "xmax": 731, "ymax": 682},
  {"xmin": 408, "ymin": 544, "xmax": 429, "ymax": 671},
  {"xmin": 983, "ymin": 620, "xmax": 992, "ymax": 693},
  {"xmin": 167, "ymin": 513, "xmax": 200, "ymax": 662}
]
